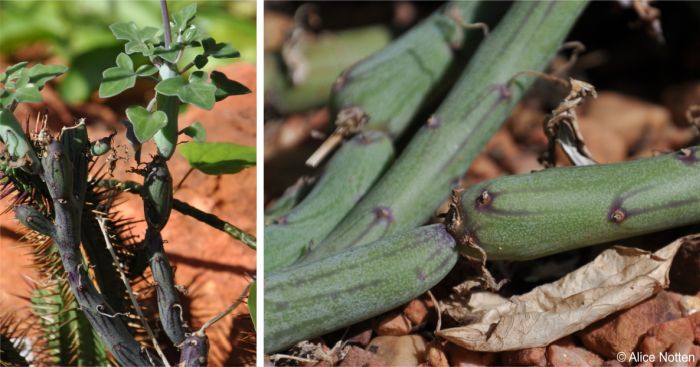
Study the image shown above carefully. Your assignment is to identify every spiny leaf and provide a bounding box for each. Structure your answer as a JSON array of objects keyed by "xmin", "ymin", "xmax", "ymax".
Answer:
[
  {"xmin": 179, "ymin": 141, "xmax": 256, "ymax": 175},
  {"xmin": 0, "ymin": 311, "xmax": 31, "ymax": 366}
]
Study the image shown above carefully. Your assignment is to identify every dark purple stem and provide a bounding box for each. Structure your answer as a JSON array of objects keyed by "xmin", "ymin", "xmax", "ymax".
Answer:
[
  {"xmin": 41, "ymin": 141, "xmax": 160, "ymax": 366},
  {"xmin": 160, "ymin": 0, "xmax": 172, "ymax": 49}
]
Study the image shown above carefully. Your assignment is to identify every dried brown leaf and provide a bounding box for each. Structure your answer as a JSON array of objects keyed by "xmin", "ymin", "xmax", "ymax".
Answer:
[{"xmin": 437, "ymin": 235, "xmax": 692, "ymax": 351}]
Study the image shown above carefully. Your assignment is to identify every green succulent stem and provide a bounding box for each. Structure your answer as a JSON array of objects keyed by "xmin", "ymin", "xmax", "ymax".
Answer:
[
  {"xmin": 265, "ymin": 131, "xmax": 393, "ymax": 271},
  {"xmin": 304, "ymin": 0, "xmax": 589, "ymax": 263},
  {"xmin": 330, "ymin": 1, "xmax": 508, "ymax": 140},
  {"xmin": 264, "ymin": 224, "xmax": 457, "ymax": 353},
  {"xmin": 446, "ymin": 146, "xmax": 700, "ymax": 260}
]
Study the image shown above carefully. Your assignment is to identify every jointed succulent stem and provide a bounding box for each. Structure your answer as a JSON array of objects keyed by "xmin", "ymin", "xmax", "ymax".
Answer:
[
  {"xmin": 146, "ymin": 227, "xmax": 186, "ymax": 346},
  {"xmin": 329, "ymin": 1, "xmax": 507, "ymax": 140},
  {"xmin": 265, "ymin": 131, "xmax": 392, "ymax": 271},
  {"xmin": 446, "ymin": 146, "xmax": 700, "ymax": 260},
  {"xmin": 264, "ymin": 224, "xmax": 457, "ymax": 353},
  {"xmin": 97, "ymin": 216, "xmax": 171, "ymax": 366},
  {"xmin": 304, "ymin": 0, "xmax": 589, "ymax": 263},
  {"xmin": 40, "ymin": 141, "xmax": 159, "ymax": 366}
]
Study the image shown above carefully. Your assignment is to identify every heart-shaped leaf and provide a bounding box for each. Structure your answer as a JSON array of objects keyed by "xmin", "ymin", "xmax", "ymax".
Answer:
[
  {"xmin": 181, "ymin": 121, "xmax": 206, "ymax": 142},
  {"xmin": 172, "ymin": 4, "xmax": 197, "ymax": 34},
  {"xmin": 156, "ymin": 72, "xmax": 216, "ymax": 110},
  {"xmin": 182, "ymin": 26, "xmax": 204, "ymax": 43},
  {"xmin": 135, "ymin": 64, "xmax": 158, "ymax": 77},
  {"xmin": 211, "ymin": 71, "xmax": 251, "ymax": 101},
  {"xmin": 13, "ymin": 85, "xmax": 43, "ymax": 103},
  {"xmin": 178, "ymin": 80, "xmax": 216, "ymax": 110},
  {"xmin": 99, "ymin": 53, "xmax": 136, "ymax": 98},
  {"xmin": 109, "ymin": 22, "xmax": 158, "ymax": 56},
  {"xmin": 193, "ymin": 54, "xmax": 209, "ymax": 69},
  {"xmin": 179, "ymin": 141, "xmax": 255, "ymax": 175},
  {"xmin": 125, "ymin": 105, "xmax": 168, "ymax": 143},
  {"xmin": 153, "ymin": 43, "xmax": 184, "ymax": 64},
  {"xmin": 201, "ymin": 37, "xmax": 239, "ymax": 59},
  {"xmin": 155, "ymin": 77, "xmax": 187, "ymax": 96},
  {"xmin": 0, "ymin": 62, "xmax": 29, "ymax": 83},
  {"xmin": 27, "ymin": 64, "xmax": 68, "ymax": 88},
  {"xmin": 0, "ymin": 90, "xmax": 13, "ymax": 108}
]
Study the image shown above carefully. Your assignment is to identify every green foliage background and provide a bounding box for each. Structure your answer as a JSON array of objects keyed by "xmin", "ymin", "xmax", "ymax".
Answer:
[{"xmin": 0, "ymin": 0, "xmax": 256, "ymax": 104}]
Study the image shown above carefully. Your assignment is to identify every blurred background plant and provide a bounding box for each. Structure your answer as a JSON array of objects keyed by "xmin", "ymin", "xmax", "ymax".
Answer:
[{"xmin": 0, "ymin": 0, "xmax": 255, "ymax": 104}]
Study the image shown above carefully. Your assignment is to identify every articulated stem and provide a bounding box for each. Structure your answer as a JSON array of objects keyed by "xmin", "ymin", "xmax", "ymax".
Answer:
[
  {"xmin": 330, "ymin": 1, "xmax": 507, "ymax": 140},
  {"xmin": 446, "ymin": 146, "xmax": 700, "ymax": 260},
  {"xmin": 41, "ymin": 141, "xmax": 160, "ymax": 366},
  {"xmin": 146, "ymin": 227, "xmax": 186, "ymax": 345},
  {"xmin": 178, "ymin": 334, "xmax": 209, "ymax": 367},
  {"xmin": 305, "ymin": 1, "xmax": 589, "ymax": 263},
  {"xmin": 265, "ymin": 224, "xmax": 457, "ymax": 353},
  {"xmin": 142, "ymin": 157, "xmax": 187, "ymax": 346},
  {"xmin": 265, "ymin": 131, "xmax": 392, "ymax": 271}
]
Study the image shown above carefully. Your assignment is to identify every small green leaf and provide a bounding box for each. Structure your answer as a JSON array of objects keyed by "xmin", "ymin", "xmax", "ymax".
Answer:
[
  {"xmin": 193, "ymin": 54, "xmax": 209, "ymax": 69},
  {"xmin": 27, "ymin": 64, "xmax": 68, "ymax": 88},
  {"xmin": 12, "ymin": 68, "xmax": 30, "ymax": 89},
  {"xmin": 155, "ymin": 77, "xmax": 186, "ymax": 96},
  {"xmin": 177, "ymin": 71, "xmax": 216, "ymax": 110},
  {"xmin": 179, "ymin": 141, "xmax": 256, "ymax": 175},
  {"xmin": 99, "ymin": 53, "xmax": 136, "ymax": 98},
  {"xmin": 126, "ymin": 105, "xmax": 168, "ymax": 143},
  {"xmin": 172, "ymin": 4, "xmax": 197, "ymax": 34},
  {"xmin": 201, "ymin": 37, "xmax": 239, "ymax": 59},
  {"xmin": 153, "ymin": 43, "xmax": 183, "ymax": 64},
  {"xmin": 135, "ymin": 64, "xmax": 158, "ymax": 77},
  {"xmin": 211, "ymin": 71, "xmax": 251, "ymax": 101},
  {"xmin": 0, "ymin": 90, "xmax": 13, "ymax": 108},
  {"xmin": 13, "ymin": 85, "xmax": 43, "ymax": 103},
  {"xmin": 181, "ymin": 121, "xmax": 206, "ymax": 142},
  {"xmin": 109, "ymin": 22, "xmax": 158, "ymax": 55},
  {"xmin": 115, "ymin": 53, "xmax": 134, "ymax": 70},
  {"xmin": 182, "ymin": 26, "xmax": 204, "ymax": 43},
  {"xmin": 2, "ymin": 62, "xmax": 29, "ymax": 83},
  {"xmin": 249, "ymin": 281, "xmax": 257, "ymax": 330}
]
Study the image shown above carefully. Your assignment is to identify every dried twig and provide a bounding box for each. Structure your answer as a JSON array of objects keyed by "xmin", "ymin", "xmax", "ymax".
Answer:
[
  {"xmin": 97, "ymin": 216, "xmax": 171, "ymax": 367},
  {"xmin": 197, "ymin": 279, "xmax": 254, "ymax": 334}
]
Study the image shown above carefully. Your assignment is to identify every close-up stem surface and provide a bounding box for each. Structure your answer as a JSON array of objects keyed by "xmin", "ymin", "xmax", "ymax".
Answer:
[{"xmin": 305, "ymin": 0, "xmax": 589, "ymax": 263}]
